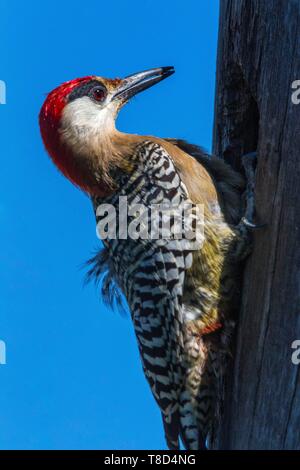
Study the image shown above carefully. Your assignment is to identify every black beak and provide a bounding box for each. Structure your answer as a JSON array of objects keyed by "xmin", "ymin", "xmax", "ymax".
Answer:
[{"xmin": 112, "ymin": 66, "xmax": 175, "ymax": 102}]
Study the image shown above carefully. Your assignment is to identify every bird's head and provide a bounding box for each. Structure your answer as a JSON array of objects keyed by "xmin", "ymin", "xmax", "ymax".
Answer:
[{"xmin": 39, "ymin": 67, "xmax": 175, "ymax": 196}]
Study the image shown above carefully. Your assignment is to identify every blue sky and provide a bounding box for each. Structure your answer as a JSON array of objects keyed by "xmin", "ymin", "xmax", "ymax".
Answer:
[{"xmin": 0, "ymin": 0, "xmax": 219, "ymax": 450}]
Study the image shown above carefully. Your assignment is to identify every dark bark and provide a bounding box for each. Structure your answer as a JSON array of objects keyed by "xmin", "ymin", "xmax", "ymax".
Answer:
[{"xmin": 212, "ymin": 0, "xmax": 300, "ymax": 449}]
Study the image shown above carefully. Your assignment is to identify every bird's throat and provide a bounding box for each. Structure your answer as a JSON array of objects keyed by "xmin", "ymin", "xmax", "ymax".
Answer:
[{"xmin": 54, "ymin": 128, "xmax": 144, "ymax": 197}]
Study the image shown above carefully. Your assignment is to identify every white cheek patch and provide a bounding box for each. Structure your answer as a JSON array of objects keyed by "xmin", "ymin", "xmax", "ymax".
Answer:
[{"xmin": 60, "ymin": 96, "xmax": 116, "ymax": 145}]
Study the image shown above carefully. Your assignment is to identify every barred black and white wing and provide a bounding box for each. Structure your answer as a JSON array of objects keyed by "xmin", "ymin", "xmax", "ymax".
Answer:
[{"xmin": 91, "ymin": 141, "xmax": 209, "ymax": 449}]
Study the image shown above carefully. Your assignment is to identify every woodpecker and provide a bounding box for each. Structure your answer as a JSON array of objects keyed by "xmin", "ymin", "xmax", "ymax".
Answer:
[{"xmin": 39, "ymin": 67, "xmax": 257, "ymax": 450}]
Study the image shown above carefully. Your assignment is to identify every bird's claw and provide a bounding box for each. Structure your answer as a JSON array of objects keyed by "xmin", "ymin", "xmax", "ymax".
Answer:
[
  {"xmin": 241, "ymin": 217, "xmax": 266, "ymax": 230},
  {"xmin": 239, "ymin": 151, "xmax": 267, "ymax": 231}
]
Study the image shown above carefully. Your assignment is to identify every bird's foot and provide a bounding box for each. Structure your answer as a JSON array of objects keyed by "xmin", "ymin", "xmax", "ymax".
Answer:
[
  {"xmin": 240, "ymin": 217, "xmax": 267, "ymax": 230},
  {"xmin": 242, "ymin": 151, "xmax": 258, "ymax": 169},
  {"xmin": 239, "ymin": 151, "xmax": 266, "ymax": 230}
]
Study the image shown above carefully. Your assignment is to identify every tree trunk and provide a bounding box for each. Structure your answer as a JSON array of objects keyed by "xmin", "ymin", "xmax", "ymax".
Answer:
[{"xmin": 212, "ymin": 0, "xmax": 300, "ymax": 449}]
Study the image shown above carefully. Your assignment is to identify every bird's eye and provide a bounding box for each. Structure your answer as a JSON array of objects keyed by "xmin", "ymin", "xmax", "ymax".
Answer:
[{"xmin": 91, "ymin": 86, "xmax": 107, "ymax": 102}]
